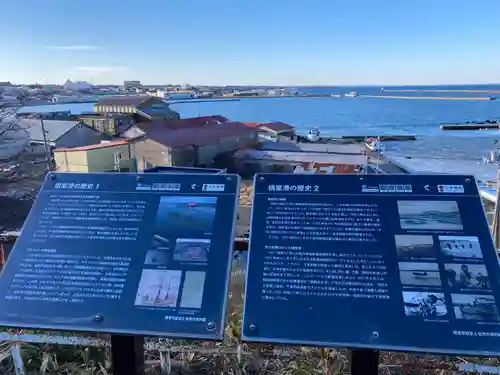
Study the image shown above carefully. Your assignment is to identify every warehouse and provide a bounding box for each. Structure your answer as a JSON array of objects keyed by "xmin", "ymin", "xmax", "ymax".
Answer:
[
  {"xmin": 93, "ymin": 95, "xmax": 180, "ymax": 121},
  {"xmin": 122, "ymin": 116, "xmax": 258, "ymax": 169}
]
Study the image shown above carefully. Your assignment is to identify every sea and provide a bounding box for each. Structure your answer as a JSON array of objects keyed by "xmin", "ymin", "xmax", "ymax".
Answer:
[{"xmin": 14, "ymin": 84, "xmax": 500, "ymax": 176}]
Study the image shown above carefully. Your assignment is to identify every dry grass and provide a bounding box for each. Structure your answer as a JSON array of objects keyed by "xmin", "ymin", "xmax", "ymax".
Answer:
[
  {"xmin": 238, "ymin": 181, "xmax": 253, "ymax": 207},
  {"xmin": 0, "ymin": 260, "xmax": 498, "ymax": 374}
]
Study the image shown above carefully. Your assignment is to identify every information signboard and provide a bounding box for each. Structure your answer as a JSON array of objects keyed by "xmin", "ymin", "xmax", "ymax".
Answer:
[
  {"xmin": 0, "ymin": 172, "xmax": 239, "ymax": 340},
  {"xmin": 242, "ymin": 173, "xmax": 500, "ymax": 355}
]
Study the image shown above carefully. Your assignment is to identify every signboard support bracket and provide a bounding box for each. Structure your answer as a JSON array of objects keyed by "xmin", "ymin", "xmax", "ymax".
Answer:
[
  {"xmin": 110, "ymin": 335, "xmax": 145, "ymax": 375},
  {"xmin": 349, "ymin": 349, "xmax": 379, "ymax": 375}
]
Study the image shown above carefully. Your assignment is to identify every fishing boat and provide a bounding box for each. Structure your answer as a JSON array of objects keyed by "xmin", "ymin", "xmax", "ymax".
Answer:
[
  {"xmin": 365, "ymin": 138, "xmax": 386, "ymax": 152},
  {"xmin": 306, "ymin": 128, "xmax": 321, "ymax": 142}
]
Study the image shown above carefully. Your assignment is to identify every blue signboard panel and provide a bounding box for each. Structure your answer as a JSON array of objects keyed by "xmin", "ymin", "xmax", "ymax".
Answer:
[
  {"xmin": 242, "ymin": 173, "xmax": 500, "ymax": 355},
  {"xmin": 0, "ymin": 172, "xmax": 239, "ymax": 340}
]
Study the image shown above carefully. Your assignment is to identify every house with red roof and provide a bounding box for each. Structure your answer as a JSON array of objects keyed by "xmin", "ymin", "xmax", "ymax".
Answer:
[
  {"xmin": 120, "ymin": 115, "xmax": 259, "ymax": 169},
  {"xmin": 241, "ymin": 121, "xmax": 295, "ymax": 141}
]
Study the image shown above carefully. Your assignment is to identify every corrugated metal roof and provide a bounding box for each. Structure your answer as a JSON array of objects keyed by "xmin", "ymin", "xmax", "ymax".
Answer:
[
  {"xmin": 162, "ymin": 115, "xmax": 230, "ymax": 130},
  {"xmin": 242, "ymin": 121, "xmax": 295, "ymax": 131},
  {"xmin": 234, "ymin": 149, "xmax": 367, "ymax": 165},
  {"xmin": 384, "ymin": 152, "xmax": 498, "ymax": 181},
  {"xmin": 96, "ymin": 95, "xmax": 152, "ymax": 107},
  {"xmin": 260, "ymin": 141, "xmax": 364, "ymax": 155},
  {"xmin": 54, "ymin": 139, "xmax": 130, "ymax": 152},
  {"xmin": 241, "ymin": 122, "xmax": 262, "ymax": 128},
  {"xmin": 135, "ymin": 121, "xmax": 257, "ymax": 148},
  {"xmin": 259, "ymin": 121, "xmax": 294, "ymax": 132},
  {"xmin": 18, "ymin": 119, "xmax": 80, "ymax": 142}
]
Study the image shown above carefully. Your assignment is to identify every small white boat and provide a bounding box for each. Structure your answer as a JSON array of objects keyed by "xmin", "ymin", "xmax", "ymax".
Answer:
[
  {"xmin": 344, "ymin": 91, "xmax": 358, "ymax": 97},
  {"xmin": 306, "ymin": 128, "xmax": 321, "ymax": 142},
  {"xmin": 365, "ymin": 138, "xmax": 385, "ymax": 152}
]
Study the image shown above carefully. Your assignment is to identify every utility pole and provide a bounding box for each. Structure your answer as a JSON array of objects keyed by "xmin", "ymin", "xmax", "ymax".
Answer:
[
  {"xmin": 376, "ymin": 136, "xmax": 381, "ymax": 174},
  {"xmin": 40, "ymin": 116, "xmax": 52, "ymax": 172},
  {"xmin": 492, "ymin": 166, "xmax": 500, "ymax": 249}
]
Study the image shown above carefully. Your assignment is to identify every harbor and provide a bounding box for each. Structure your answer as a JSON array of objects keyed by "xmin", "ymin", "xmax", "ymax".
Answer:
[{"xmin": 2, "ymin": 87, "xmax": 500, "ymax": 375}]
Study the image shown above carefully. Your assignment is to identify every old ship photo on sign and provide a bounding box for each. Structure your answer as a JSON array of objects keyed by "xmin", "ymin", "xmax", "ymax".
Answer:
[{"xmin": 397, "ymin": 200, "xmax": 463, "ymax": 231}]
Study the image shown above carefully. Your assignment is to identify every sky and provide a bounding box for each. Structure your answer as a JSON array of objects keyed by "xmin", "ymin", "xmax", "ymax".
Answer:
[{"xmin": 1, "ymin": 0, "xmax": 499, "ymax": 86}]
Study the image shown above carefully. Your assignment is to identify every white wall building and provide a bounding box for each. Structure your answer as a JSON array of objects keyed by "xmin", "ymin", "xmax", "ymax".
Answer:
[{"xmin": 64, "ymin": 80, "xmax": 93, "ymax": 91}]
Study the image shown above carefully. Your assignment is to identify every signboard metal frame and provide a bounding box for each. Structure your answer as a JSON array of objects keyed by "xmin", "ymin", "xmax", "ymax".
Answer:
[
  {"xmin": 242, "ymin": 173, "xmax": 500, "ymax": 356},
  {"xmin": 0, "ymin": 172, "xmax": 240, "ymax": 341}
]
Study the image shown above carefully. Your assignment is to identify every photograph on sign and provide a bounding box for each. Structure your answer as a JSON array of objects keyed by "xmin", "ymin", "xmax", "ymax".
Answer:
[
  {"xmin": 174, "ymin": 238, "xmax": 210, "ymax": 262},
  {"xmin": 145, "ymin": 249, "xmax": 170, "ymax": 266},
  {"xmin": 439, "ymin": 236, "xmax": 483, "ymax": 259},
  {"xmin": 395, "ymin": 235, "xmax": 435, "ymax": 260},
  {"xmin": 134, "ymin": 269, "xmax": 182, "ymax": 308},
  {"xmin": 179, "ymin": 271, "xmax": 206, "ymax": 309},
  {"xmin": 402, "ymin": 291, "xmax": 448, "ymax": 318},
  {"xmin": 397, "ymin": 200, "xmax": 463, "ymax": 231},
  {"xmin": 154, "ymin": 196, "xmax": 218, "ymax": 238},
  {"xmin": 444, "ymin": 263, "xmax": 490, "ymax": 290},
  {"xmin": 451, "ymin": 294, "xmax": 500, "ymax": 321},
  {"xmin": 398, "ymin": 262, "xmax": 442, "ymax": 287}
]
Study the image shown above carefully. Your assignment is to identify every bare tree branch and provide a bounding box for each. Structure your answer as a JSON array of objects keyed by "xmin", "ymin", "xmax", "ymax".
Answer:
[{"xmin": 0, "ymin": 108, "xmax": 20, "ymax": 137}]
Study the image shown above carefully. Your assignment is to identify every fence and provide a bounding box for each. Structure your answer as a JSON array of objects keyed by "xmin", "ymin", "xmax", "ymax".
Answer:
[{"xmin": 1, "ymin": 238, "xmax": 500, "ymax": 374}]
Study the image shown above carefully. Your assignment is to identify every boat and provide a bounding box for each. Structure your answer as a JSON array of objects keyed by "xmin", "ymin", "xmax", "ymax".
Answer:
[
  {"xmin": 306, "ymin": 128, "xmax": 321, "ymax": 142},
  {"xmin": 490, "ymin": 96, "xmax": 496, "ymax": 101},
  {"xmin": 365, "ymin": 138, "xmax": 386, "ymax": 152},
  {"xmin": 344, "ymin": 91, "xmax": 358, "ymax": 97}
]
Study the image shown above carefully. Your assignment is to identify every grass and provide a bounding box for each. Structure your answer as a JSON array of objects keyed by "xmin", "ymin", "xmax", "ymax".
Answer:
[{"xmin": 0, "ymin": 260, "xmax": 499, "ymax": 374}]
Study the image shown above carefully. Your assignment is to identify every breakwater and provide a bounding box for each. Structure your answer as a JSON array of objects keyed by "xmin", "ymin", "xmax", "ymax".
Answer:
[
  {"xmin": 359, "ymin": 95, "xmax": 492, "ymax": 101},
  {"xmin": 382, "ymin": 89, "xmax": 500, "ymax": 93}
]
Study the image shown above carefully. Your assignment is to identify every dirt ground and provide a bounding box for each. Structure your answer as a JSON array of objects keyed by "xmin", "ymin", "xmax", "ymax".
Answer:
[
  {"xmin": 236, "ymin": 180, "xmax": 254, "ymax": 237},
  {"xmin": 0, "ymin": 151, "xmax": 47, "ymax": 197}
]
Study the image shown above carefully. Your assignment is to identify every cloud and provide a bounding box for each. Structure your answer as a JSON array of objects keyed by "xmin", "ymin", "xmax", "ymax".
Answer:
[
  {"xmin": 47, "ymin": 45, "xmax": 99, "ymax": 50},
  {"xmin": 74, "ymin": 66, "xmax": 128, "ymax": 75}
]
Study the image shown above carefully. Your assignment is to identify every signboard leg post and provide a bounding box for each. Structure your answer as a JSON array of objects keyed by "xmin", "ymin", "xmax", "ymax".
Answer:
[
  {"xmin": 110, "ymin": 335, "xmax": 145, "ymax": 375},
  {"xmin": 349, "ymin": 349, "xmax": 379, "ymax": 375}
]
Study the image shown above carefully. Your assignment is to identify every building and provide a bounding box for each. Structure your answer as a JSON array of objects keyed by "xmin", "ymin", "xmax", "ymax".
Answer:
[
  {"xmin": 121, "ymin": 116, "xmax": 258, "ymax": 169},
  {"xmin": 18, "ymin": 119, "xmax": 114, "ymax": 148},
  {"xmin": 54, "ymin": 139, "xmax": 137, "ymax": 173},
  {"xmin": 293, "ymin": 162, "xmax": 359, "ymax": 174},
  {"xmin": 144, "ymin": 166, "xmax": 225, "ymax": 174},
  {"xmin": 63, "ymin": 80, "xmax": 93, "ymax": 91},
  {"xmin": 79, "ymin": 113, "xmax": 136, "ymax": 136},
  {"xmin": 124, "ymin": 81, "xmax": 141, "ymax": 89},
  {"xmin": 242, "ymin": 121, "xmax": 295, "ymax": 141},
  {"xmin": 93, "ymin": 95, "xmax": 180, "ymax": 121}
]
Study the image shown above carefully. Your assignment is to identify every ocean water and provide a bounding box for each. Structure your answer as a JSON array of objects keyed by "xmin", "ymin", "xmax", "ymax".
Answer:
[
  {"xmin": 16, "ymin": 85, "xmax": 500, "ymax": 161},
  {"xmin": 170, "ymin": 85, "xmax": 500, "ymax": 161}
]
